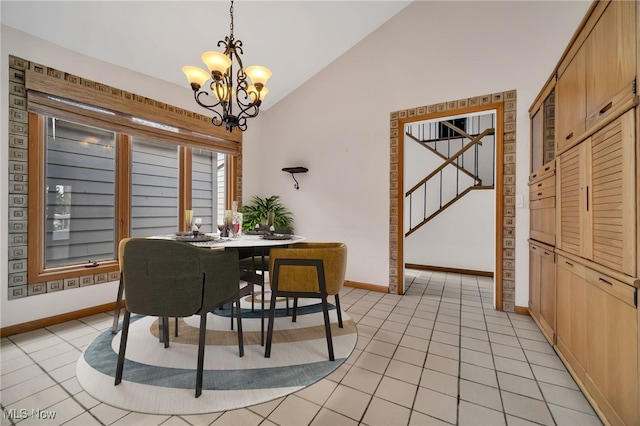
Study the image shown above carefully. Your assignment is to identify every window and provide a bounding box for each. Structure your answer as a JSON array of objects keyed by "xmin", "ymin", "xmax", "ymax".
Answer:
[
  {"xmin": 8, "ymin": 56, "xmax": 241, "ymax": 296},
  {"xmin": 192, "ymin": 148, "xmax": 227, "ymax": 234},
  {"xmin": 130, "ymin": 138, "xmax": 179, "ymax": 237},
  {"xmin": 44, "ymin": 118, "xmax": 117, "ymax": 268},
  {"xmin": 29, "ymin": 113, "xmax": 231, "ymax": 282}
]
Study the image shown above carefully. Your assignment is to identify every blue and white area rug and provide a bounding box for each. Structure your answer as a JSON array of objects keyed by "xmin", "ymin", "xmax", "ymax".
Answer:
[{"xmin": 76, "ymin": 296, "xmax": 357, "ymax": 415}]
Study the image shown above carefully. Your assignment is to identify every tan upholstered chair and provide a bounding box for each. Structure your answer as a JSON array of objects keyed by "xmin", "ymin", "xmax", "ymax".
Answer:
[{"xmin": 264, "ymin": 242, "xmax": 347, "ymax": 361}]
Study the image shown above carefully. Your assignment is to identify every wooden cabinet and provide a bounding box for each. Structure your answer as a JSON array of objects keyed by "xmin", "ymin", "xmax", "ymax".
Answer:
[
  {"xmin": 530, "ymin": 2, "xmax": 639, "ymax": 424},
  {"xmin": 529, "ymin": 163, "xmax": 556, "ymax": 246},
  {"xmin": 584, "ymin": 268, "xmax": 639, "ymax": 426},
  {"xmin": 529, "ymin": 241, "xmax": 556, "ymax": 344},
  {"xmin": 556, "ymin": 46, "xmax": 586, "ymax": 153},
  {"xmin": 557, "ymin": 139, "xmax": 592, "ymax": 258},
  {"xmin": 530, "ymin": 81, "xmax": 556, "ymax": 173},
  {"xmin": 556, "ymin": 110, "xmax": 636, "ymax": 277},
  {"xmin": 556, "ymin": 256, "xmax": 588, "ymax": 378},
  {"xmin": 585, "ymin": 0, "xmax": 637, "ymax": 130},
  {"xmin": 556, "ymin": 0, "xmax": 637, "ymax": 156}
]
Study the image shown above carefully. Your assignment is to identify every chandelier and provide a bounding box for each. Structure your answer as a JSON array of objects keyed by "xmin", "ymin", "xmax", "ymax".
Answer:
[{"xmin": 182, "ymin": 0, "xmax": 271, "ymax": 132}]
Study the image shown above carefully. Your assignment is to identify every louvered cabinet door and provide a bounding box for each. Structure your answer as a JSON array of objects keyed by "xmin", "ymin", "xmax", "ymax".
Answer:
[
  {"xmin": 557, "ymin": 141, "xmax": 592, "ymax": 259},
  {"xmin": 590, "ymin": 110, "xmax": 636, "ymax": 276}
]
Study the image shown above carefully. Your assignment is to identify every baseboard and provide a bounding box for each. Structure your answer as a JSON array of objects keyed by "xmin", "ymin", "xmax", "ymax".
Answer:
[
  {"xmin": 1, "ymin": 302, "xmax": 119, "ymax": 338},
  {"xmin": 405, "ymin": 263, "xmax": 494, "ymax": 277},
  {"xmin": 344, "ymin": 280, "xmax": 389, "ymax": 293},
  {"xmin": 513, "ymin": 305, "xmax": 531, "ymax": 316}
]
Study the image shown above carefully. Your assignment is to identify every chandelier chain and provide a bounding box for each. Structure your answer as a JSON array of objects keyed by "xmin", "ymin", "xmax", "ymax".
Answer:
[{"xmin": 229, "ymin": 0, "xmax": 234, "ymax": 39}]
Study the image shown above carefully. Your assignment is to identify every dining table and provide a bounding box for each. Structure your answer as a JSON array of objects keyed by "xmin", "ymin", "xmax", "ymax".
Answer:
[{"xmin": 167, "ymin": 232, "xmax": 306, "ymax": 346}]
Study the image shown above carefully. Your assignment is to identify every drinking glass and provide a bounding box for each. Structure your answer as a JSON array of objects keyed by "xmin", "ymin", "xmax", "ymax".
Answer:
[
  {"xmin": 193, "ymin": 217, "xmax": 202, "ymax": 235},
  {"xmin": 230, "ymin": 212, "xmax": 242, "ymax": 238},
  {"xmin": 184, "ymin": 210, "xmax": 193, "ymax": 231}
]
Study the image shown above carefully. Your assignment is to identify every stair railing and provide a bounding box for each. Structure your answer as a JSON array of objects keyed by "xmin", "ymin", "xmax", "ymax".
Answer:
[{"xmin": 405, "ymin": 127, "xmax": 495, "ymax": 237}]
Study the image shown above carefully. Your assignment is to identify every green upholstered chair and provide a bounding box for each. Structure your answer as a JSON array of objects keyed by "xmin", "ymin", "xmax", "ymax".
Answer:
[
  {"xmin": 114, "ymin": 238, "xmax": 243, "ymax": 398},
  {"xmin": 264, "ymin": 242, "xmax": 347, "ymax": 361}
]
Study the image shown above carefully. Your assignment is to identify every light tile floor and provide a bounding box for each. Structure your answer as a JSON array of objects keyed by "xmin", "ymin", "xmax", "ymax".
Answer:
[{"xmin": 1, "ymin": 270, "xmax": 603, "ymax": 425}]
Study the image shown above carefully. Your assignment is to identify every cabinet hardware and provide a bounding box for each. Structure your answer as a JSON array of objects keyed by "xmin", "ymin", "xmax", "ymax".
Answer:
[
  {"xmin": 537, "ymin": 183, "xmax": 542, "ymax": 187},
  {"xmin": 634, "ymin": 290, "xmax": 637, "ymax": 308},
  {"xmin": 565, "ymin": 132, "xmax": 573, "ymax": 140},
  {"xmin": 565, "ymin": 261, "xmax": 573, "ymax": 267},
  {"xmin": 586, "ymin": 186, "xmax": 589, "ymax": 212},
  {"xmin": 599, "ymin": 101, "xmax": 613, "ymax": 115},
  {"xmin": 544, "ymin": 166, "xmax": 550, "ymax": 171},
  {"xmin": 85, "ymin": 261, "xmax": 99, "ymax": 268},
  {"xmin": 598, "ymin": 277, "xmax": 613, "ymax": 286}
]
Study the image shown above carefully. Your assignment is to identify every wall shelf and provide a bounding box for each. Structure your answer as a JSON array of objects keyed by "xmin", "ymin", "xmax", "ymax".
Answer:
[{"xmin": 282, "ymin": 167, "xmax": 308, "ymax": 190}]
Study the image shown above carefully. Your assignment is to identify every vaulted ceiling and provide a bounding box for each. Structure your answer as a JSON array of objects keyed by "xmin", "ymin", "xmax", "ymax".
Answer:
[{"xmin": 1, "ymin": 1, "xmax": 411, "ymax": 110}]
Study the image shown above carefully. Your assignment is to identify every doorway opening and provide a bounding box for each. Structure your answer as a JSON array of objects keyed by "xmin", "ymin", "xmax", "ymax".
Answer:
[{"xmin": 389, "ymin": 90, "xmax": 517, "ymax": 312}]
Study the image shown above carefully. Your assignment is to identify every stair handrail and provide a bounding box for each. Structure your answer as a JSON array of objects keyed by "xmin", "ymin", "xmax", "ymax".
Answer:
[
  {"xmin": 405, "ymin": 132, "xmax": 481, "ymax": 183},
  {"xmin": 405, "ymin": 127, "xmax": 495, "ymax": 196}
]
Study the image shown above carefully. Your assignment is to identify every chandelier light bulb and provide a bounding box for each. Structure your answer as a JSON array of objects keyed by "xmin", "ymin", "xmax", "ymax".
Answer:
[
  {"xmin": 213, "ymin": 85, "xmax": 234, "ymax": 102},
  {"xmin": 181, "ymin": 66, "xmax": 211, "ymax": 91},
  {"xmin": 245, "ymin": 65, "xmax": 272, "ymax": 89},
  {"xmin": 201, "ymin": 51, "xmax": 232, "ymax": 79},
  {"xmin": 248, "ymin": 85, "xmax": 268, "ymax": 103}
]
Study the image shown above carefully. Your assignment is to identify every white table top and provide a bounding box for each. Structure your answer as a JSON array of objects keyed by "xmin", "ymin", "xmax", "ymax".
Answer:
[
  {"xmin": 205, "ymin": 233, "xmax": 305, "ymax": 248},
  {"xmin": 153, "ymin": 233, "xmax": 305, "ymax": 249}
]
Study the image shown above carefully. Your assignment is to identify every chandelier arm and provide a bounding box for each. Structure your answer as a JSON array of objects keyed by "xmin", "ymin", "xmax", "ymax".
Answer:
[
  {"xmin": 193, "ymin": 91, "xmax": 225, "ymax": 127},
  {"xmin": 235, "ymin": 102, "xmax": 260, "ymax": 121}
]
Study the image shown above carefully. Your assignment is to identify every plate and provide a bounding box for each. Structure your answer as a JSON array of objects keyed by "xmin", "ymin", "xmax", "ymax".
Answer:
[
  {"xmin": 262, "ymin": 234, "xmax": 293, "ymax": 240},
  {"xmin": 175, "ymin": 235, "xmax": 214, "ymax": 242},
  {"xmin": 175, "ymin": 231, "xmax": 193, "ymax": 237}
]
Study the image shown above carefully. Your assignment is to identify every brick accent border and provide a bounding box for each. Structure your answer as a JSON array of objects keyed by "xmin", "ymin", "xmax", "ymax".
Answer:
[{"xmin": 389, "ymin": 90, "xmax": 517, "ymax": 312}]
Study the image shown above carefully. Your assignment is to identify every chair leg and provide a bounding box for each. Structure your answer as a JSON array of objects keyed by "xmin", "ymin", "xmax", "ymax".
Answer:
[
  {"xmin": 235, "ymin": 297, "xmax": 244, "ymax": 357},
  {"xmin": 251, "ymin": 283, "xmax": 255, "ymax": 313},
  {"xmin": 230, "ymin": 300, "xmax": 234, "ymax": 330},
  {"xmin": 111, "ymin": 275, "xmax": 124, "ymax": 334},
  {"xmin": 161, "ymin": 317, "xmax": 169, "ymax": 348},
  {"xmin": 196, "ymin": 312, "xmax": 207, "ymax": 398},
  {"xmin": 264, "ymin": 291, "xmax": 278, "ymax": 358},
  {"xmin": 321, "ymin": 295, "xmax": 335, "ymax": 361},
  {"xmin": 292, "ymin": 297, "xmax": 298, "ymax": 323},
  {"xmin": 335, "ymin": 294, "xmax": 343, "ymax": 328},
  {"xmin": 175, "ymin": 317, "xmax": 179, "ymax": 337},
  {"xmin": 115, "ymin": 310, "xmax": 131, "ymax": 385}
]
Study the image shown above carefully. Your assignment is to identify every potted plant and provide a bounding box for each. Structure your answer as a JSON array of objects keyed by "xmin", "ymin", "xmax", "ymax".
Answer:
[{"xmin": 241, "ymin": 195, "xmax": 294, "ymax": 232}]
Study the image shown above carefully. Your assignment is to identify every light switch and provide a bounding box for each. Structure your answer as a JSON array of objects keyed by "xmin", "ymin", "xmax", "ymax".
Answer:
[{"xmin": 515, "ymin": 194, "xmax": 524, "ymax": 208}]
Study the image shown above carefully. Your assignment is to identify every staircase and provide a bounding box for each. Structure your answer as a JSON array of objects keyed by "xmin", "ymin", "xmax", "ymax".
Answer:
[{"xmin": 405, "ymin": 116, "xmax": 496, "ymax": 237}]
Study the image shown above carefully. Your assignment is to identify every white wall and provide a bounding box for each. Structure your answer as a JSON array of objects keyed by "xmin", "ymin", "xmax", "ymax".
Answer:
[
  {"xmin": 404, "ymin": 190, "xmax": 495, "ymax": 271},
  {"xmin": 242, "ymin": 1, "xmax": 591, "ymax": 304},
  {"xmin": 1, "ymin": 1, "xmax": 591, "ymax": 327}
]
